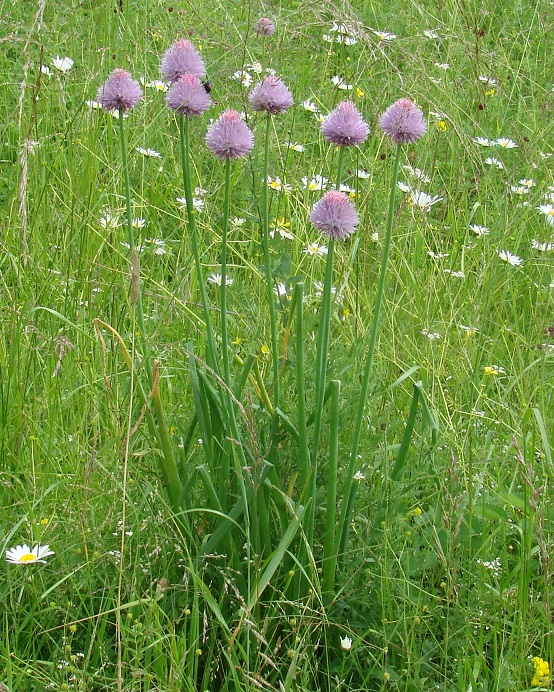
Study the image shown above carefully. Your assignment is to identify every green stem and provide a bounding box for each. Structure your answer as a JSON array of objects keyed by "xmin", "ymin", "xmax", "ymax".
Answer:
[
  {"xmin": 118, "ymin": 107, "xmax": 150, "ymax": 382},
  {"xmin": 322, "ymin": 379, "xmax": 340, "ymax": 599},
  {"xmin": 261, "ymin": 114, "xmax": 279, "ymax": 407},
  {"xmin": 295, "ymin": 282, "xmax": 311, "ymax": 490},
  {"xmin": 178, "ymin": 115, "xmax": 219, "ymax": 375},
  {"xmin": 221, "ymin": 159, "xmax": 232, "ymax": 386},
  {"xmin": 338, "ymin": 142, "xmax": 403, "ymax": 559}
]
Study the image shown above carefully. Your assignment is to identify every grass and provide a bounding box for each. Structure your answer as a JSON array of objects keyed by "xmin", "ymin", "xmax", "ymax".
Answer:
[{"xmin": 1, "ymin": 0, "xmax": 553, "ymax": 690}]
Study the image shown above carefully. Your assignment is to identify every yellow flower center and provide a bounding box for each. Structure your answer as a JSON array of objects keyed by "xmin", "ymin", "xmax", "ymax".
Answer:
[{"xmin": 20, "ymin": 553, "xmax": 37, "ymax": 563}]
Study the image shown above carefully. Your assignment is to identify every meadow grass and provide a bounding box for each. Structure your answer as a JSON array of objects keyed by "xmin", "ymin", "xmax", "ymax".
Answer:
[{"xmin": 1, "ymin": 0, "xmax": 553, "ymax": 690}]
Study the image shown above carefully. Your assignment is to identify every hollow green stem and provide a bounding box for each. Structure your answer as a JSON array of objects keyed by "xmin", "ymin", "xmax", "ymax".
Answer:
[
  {"xmin": 322, "ymin": 379, "xmax": 340, "ymax": 599},
  {"xmin": 221, "ymin": 159, "xmax": 232, "ymax": 386},
  {"xmin": 178, "ymin": 115, "xmax": 219, "ymax": 375},
  {"xmin": 338, "ymin": 142, "xmax": 403, "ymax": 559},
  {"xmin": 260, "ymin": 114, "xmax": 279, "ymax": 407}
]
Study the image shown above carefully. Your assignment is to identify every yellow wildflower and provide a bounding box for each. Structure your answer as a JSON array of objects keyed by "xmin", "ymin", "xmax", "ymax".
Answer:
[
  {"xmin": 532, "ymin": 656, "xmax": 550, "ymax": 686},
  {"xmin": 436, "ymin": 120, "xmax": 447, "ymax": 132},
  {"xmin": 356, "ymin": 87, "xmax": 365, "ymax": 98}
]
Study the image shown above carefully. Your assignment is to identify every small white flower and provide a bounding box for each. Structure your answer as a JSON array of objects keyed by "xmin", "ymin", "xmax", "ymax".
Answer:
[
  {"xmin": 264, "ymin": 67, "xmax": 277, "ymax": 76},
  {"xmin": 40, "ymin": 64, "xmax": 51, "ymax": 76},
  {"xmin": 286, "ymin": 142, "xmax": 305, "ymax": 152},
  {"xmin": 195, "ymin": 187, "xmax": 208, "ymax": 197},
  {"xmin": 397, "ymin": 181, "xmax": 412, "ymax": 193},
  {"xmin": 370, "ymin": 232, "xmax": 379, "ymax": 242},
  {"xmin": 99, "ymin": 212, "xmax": 120, "ymax": 230},
  {"xmin": 434, "ymin": 62, "xmax": 450, "ymax": 70},
  {"xmin": 338, "ymin": 183, "xmax": 355, "ymax": 194},
  {"xmin": 423, "ymin": 29, "xmax": 439, "ymax": 39},
  {"xmin": 208, "ymin": 273, "xmax": 233, "ymax": 286},
  {"xmin": 532, "ymin": 239, "xmax": 554, "ymax": 251},
  {"xmin": 498, "ymin": 250, "xmax": 523, "ymax": 266},
  {"xmin": 410, "ymin": 191, "xmax": 442, "ymax": 212},
  {"xmin": 331, "ymin": 76, "xmax": 353, "ymax": 90},
  {"xmin": 136, "ymin": 146, "xmax": 161, "ymax": 158},
  {"xmin": 302, "ymin": 99, "xmax": 320, "ymax": 113},
  {"xmin": 443, "ymin": 269, "xmax": 466, "ymax": 278},
  {"xmin": 231, "ymin": 70, "xmax": 252, "ymax": 88},
  {"xmin": 303, "ymin": 243, "xmax": 328, "ymax": 257},
  {"xmin": 356, "ymin": 169, "xmax": 371, "ymax": 179},
  {"xmin": 86, "ymin": 100, "xmax": 103, "ymax": 109},
  {"xmin": 478, "ymin": 75, "xmax": 497, "ymax": 86},
  {"xmin": 474, "ymin": 137, "xmax": 493, "ymax": 146},
  {"xmin": 267, "ymin": 176, "xmax": 292, "ymax": 192},
  {"xmin": 353, "ymin": 471, "xmax": 366, "ymax": 481},
  {"xmin": 6, "ymin": 543, "xmax": 54, "ymax": 564},
  {"xmin": 52, "ymin": 56, "xmax": 74, "ymax": 72},
  {"xmin": 428, "ymin": 250, "xmax": 449, "ymax": 259},
  {"xmin": 537, "ymin": 204, "xmax": 554, "ymax": 226},
  {"xmin": 340, "ymin": 636, "xmax": 353, "ymax": 651},
  {"xmin": 146, "ymin": 80, "xmax": 168, "ymax": 92},
  {"xmin": 518, "ymin": 179, "xmax": 535, "ymax": 188},
  {"xmin": 422, "ymin": 329, "xmax": 441, "ymax": 340},
  {"xmin": 484, "ymin": 157, "xmax": 504, "ymax": 169},
  {"xmin": 313, "ymin": 281, "xmax": 337, "ymax": 298},
  {"xmin": 470, "ymin": 224, "xmax": 489, "ymax": 236},
  {"xmin": 302, "ymin": 175, "xmax": 328, "ymax": 191},
  {"xmin": 273, "ymin": 282, "xmax": 289, "ymax": 297},
  {"xmin": 132, "ymin": 218, "xmax": 146, "ymax": 229},
  {"xmin": 510, "ymin": 185, "xmax": 530, "ymax": 195},
  {"xmin": 495, "ymin": 137, "xmax": 517, "ymax": 149},
  {"xmin": 192, "ymin": 198, "xmax": 205, "ymax": 212},
  {"xmin": 403, "ymin": 165, "xmax": 431, "ymax": 183},
  {"xmin": 230, "ymin": 217, "xmax": 246, "ymax": 227},
  {"xmin": 372, "ymin": 30, "xmax": 396, "ymax": 40},
  {"xmin": 245, "ymin": 62, "xmax": 263, "ymax": 75}
]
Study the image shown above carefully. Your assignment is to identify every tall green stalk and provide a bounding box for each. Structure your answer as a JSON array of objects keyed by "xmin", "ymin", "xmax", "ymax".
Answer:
[
  {"xmin": 338, "ymin": 142, "xmax": 403, "ymax": 559},
  {"xmin": 118, "ymin": 107, "xmax": 150, "ymax": 382},
  {"xmin": 178, "ymin": 115, "xmax": 219, "ymax": 375},
  {"xmin": 260, "ymin": 114, "xmax": 280, "ymax": 407},
  {"xmin": 220, "ymin": 159, "xmax": 232, "ymax": 386}
]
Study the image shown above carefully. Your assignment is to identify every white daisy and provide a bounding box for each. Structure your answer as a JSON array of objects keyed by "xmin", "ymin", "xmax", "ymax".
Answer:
[
  {"xmin": 423, "ymin": 29, "xmax": 439, "ymax": 39},
  {"xmin": 52, "ymin": 56, "xmax": 74, "ymax": 72},
  {"xmin": 397, "ymin": 181, "xmax": 413, "ymax": 193},
  {"xmin": 286, "ymin": 142, "xmax": 305, "ymax": 152},
  {"xmin": 478, "ymin": 76, "xmax": 497, "ymax": 86},
  {"xmin": 231, "ymin": 70, "xmax": 252, "ymax": 88},
  {"xmin": 267, "ymin": 176, "xmax": 292, "ymax": 192},
  {"xmin": 532, "ymin": 239, "xmax": 554, "ymax": 251},
  {"xmin": 537, "ymin": 204, "xmax": 554, "ymax": 225},
  {"xmin": 6, "ymin": 543, "xmax": 54, "ymax": 564},
  {"xmin": 136, "ymin": 147, "xmax": 161, "ymax": 158},
  {"xmin": 498, "ymin": 250, "xmax": 523, "ymax": 266},
  {"xmin": 132, "ymin": 218, "xmax": 146, "ymax": 229},
  {"xmin": 410, "ymin": 191, "xmax": 442, "ymax": 212},
  {"xmin": 86, "ymin": 100, "xmax": 103, "ymax": 109},
  {"xmin": 519, "ymin": 179, "xmax": 535, "ymax": 188},
  {"xmin": 470, "ymin": 224, "xmax": 489, "ymax": 236},
  {"xmin": 340, "ymin": 636, "xmax": 353, "ymax": 651},
  {"xmin": 434, "ymin": 62, "xmax": 450, "ymax": 70},
  {"xmin": 331, "ymin": 76, "xmax": 353, "ymax": 90},
  {"xmin": 356, "ymin": 169, "xmax": 371, "ymax": 179},
  {"xmin": 495, "ymin": 138, "xmax": 517, "ymax": 149},
  {"xmin": 303, "ymin": 243, "xmax": 328, "ymax": 257},
  {"xmin": 372, "ymin": 30, "xmax": 396, "ymax": 40},
  {"xmin": 40, "ymin": 64, "xmax": 51, "ymax": 76},
  {"xmin": 245, "ymin": 62, "xmax": 263, "ymax": 75},
  {"xmin": 208, "ymin": 273, "xmax": 233, "ymax": 286},
  {"xmin": 302, "ymin": 99, "xmax": 320, "ymax": 113},
  {"xmin": 302, "ymin": 175, "xmax": 328, "ymax": 191},
  {"xmin": 146, "ymin": 80, "xmax": 168, "ymax": 92},
  {"xmin": 474, "ymin": 137, "xmax": 493, "ymax": 146},
  {"xmin": 484, "ymin": 157, "xmax": 504, "ymax": 169}
]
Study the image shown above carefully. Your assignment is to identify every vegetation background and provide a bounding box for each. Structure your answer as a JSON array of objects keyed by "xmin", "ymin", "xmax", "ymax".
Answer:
[{"xmin": 1, "ymin": 0, "xmax": 553, "ymax": 690}]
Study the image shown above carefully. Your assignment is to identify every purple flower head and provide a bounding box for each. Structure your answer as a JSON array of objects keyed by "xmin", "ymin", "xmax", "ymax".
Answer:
[
  {"xmin": 97, "ymin": 69, "xmax": 142, "ymax": 112},
  {"xmin": 166, "ymin": 73, "xmax": 211, "ymax": 116},
  {"xmin": 249, "ymin": 76, "xmax": 293, "ymax": 115},
  {"xmin": 379, "ymin": 98, "xmax": 426, "ymax": 144},
  {"xmin": 309, "ymin": 190, "xmax": 359, "ymax": 240},
  {"xmin": 321, "ymin": 100, "xmax": 369, "ymax": 147},
  {"xmin": 160, "ymin": 39, "xmax": 206, "ymax": 84},
  {"xmin": 206, "ymin": 109, "xmax": 254, "ymax": 159},
  {"xmin": 256, "ymin": 17, "xmax": 276, "ymax": 36}
]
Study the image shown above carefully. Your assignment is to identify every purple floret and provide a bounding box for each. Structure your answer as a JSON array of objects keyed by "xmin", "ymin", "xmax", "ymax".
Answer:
[
  {"xmin": 309, "ymin": 190, "xmax": 359, "ymax": 240},
  {"xmin": 379, "ymin": 98, "xmax": 426, "ymax": 143},
  {"xmin": 206, "ymin": 110, "xmax": 254, "ymax": 159},
  {"xmin": 97, "ymin": 69, "xmax": 142, "ymax": 112},
  {"xmin": 249, "ymin": 76, "xmax": 293, "ymax": 115},
  {"xmin": 321, "ymin": 100, "xmax": 369, "ymax": 147}
]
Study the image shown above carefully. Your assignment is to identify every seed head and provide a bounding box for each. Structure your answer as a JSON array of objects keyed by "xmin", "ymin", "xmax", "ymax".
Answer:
[
  {"xmin": 97, "ymin": 69, "xmax": 142, "ymax": 112},
  {"xmin": 309, "ymin": 190, "xmax": 359, "ymax": 240},
  {"xmin": 249, "ymin": 76, "xmax": 293, "ymax": 115},
  {"xmin": 166, "ymin": 73, "xmax": 211, "ymax": 116},
  {"xmin": 379, "ymin": 98, "xmax": 426, "ymax": 143},
  {"xmin": 206, "ymin": 109, "xmax": 254, "ymax": 159},
  {"xmin": 321, "ymin": 100, "xmax": 369, "ymax": 146},
  {"xmin": 160, "ymin": 39, "xmax": 206, "ymax": 84}
]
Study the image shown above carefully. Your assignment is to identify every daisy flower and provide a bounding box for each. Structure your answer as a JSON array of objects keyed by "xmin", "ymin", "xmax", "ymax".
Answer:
[
  {"xmin": 136, "ymin": 146, "xmax": 161, "ymax": 158},
  {"xmin": 267, "ymin": 176, "xmax": 292, "ymax": 192},
  {"xmin": 410, "ymin": 190, "xmax": 442, "ymax": 212},
  {"xmin": 286, "ymin": 142, "xmax": 305, "ymax": 152},
  {"xmin": 423, "ymin": 29, "xmax": 439, "ymax": 39},
  {"xmin": 470, "ymin": 224, "xmax": 489, "ymax": 236},
  {"xmin": 372, "ymin": 30, "xmax": 396, "ymax": 40},
  {"xmin": 537, "ymin": 204, "xmax": 554, "ymax": 225},
  {"xmin": 498, "ymin": 250, "xmax": 523, "ymax": 266},
  {"xmin": 484, "ymin": 157, "xmax": 504, "ymax": 169},
  {"xmin": 532, "ymin": 239, "xmax": 554, "ymax": 251},
  {"xmin": 495, "ymin": 137, "xmax": 517, "ymax": 149},
  {"xmin": 331, "ymin": 76, "xmax": 353, "ymax": 90},
  {"xmin": 208, "ymin": 273, "xmax": 234, "ymax": 286},
  {"xmin": 302, "ymin": 99, "xmax": 320, "ymax": 113},
  {"xmin": 340, "ymin": 636, "xmax": 353, "ymax": 651},
  {"xmin": 6, "ymin": 543, "xmax": 54, "ymax": 564},
  {"xmin": 474, "ymin": 137, "xmax": 493, "ymax": 146},
  {"xmin": 52, "ymin": 56, "xmax": 74, "ymax": 72},
  {"xmin": 302, "ymin": 175, "xmax": 328, "ymax": 191},
  {"xmin": 303, "ymin": 242, "xmax": 328, "ymax": 257}
]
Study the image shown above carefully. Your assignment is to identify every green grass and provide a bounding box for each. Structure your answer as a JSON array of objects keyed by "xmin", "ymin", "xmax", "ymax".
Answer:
[{"xmin": 1, "ymin": 0, "xmax": 553, "ymax": 690}]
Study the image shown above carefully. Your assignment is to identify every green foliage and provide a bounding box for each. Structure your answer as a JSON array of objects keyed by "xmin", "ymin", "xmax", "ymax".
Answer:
[{"xmin": 1, "ymin": 0, "xmax": 553, "ymax": 690}]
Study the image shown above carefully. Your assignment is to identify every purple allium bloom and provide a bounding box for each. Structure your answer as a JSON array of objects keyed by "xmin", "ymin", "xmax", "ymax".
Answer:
[
  {"xmin": 309, "ymin": 190, "xmax": 359, "ymax": 240},
  {"xmin": 160, "ymin": 39, "xmax": 206, "ymax": 83},
  {"xmin": 379, "ymin": 98, "xmax": 426, "ymax": 143},
  {"xmin": 321, "ymin": 100, "xmax": 369, "ymax": 147},
  {"xmin": 206, "ymin": 110, "xmax": 254, "ymax": 159},
  {"xmin": 256, "ymin": 17, "xmax": 276, "ymax": 36},
  {"xmin": 249, "ymin": 76, "xmax": 293, "ymax": 115},
  {"xmin": 97, "ymin": 69, "xmax": 142, "ymax": 112},
  {"xmin": 166, "ymin": 73, "xmax": 211, "ymax": 116}
]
